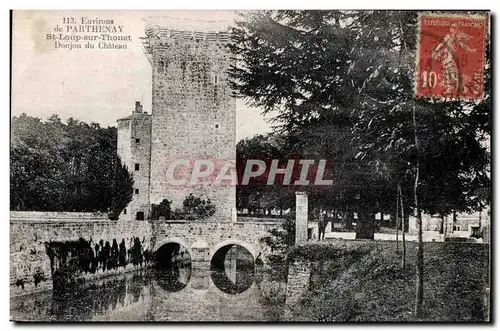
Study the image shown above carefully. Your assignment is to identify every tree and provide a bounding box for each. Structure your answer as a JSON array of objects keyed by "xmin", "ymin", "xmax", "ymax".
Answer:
[
  {"xmin": 151, "ymin": 199, "xmax": 172, "ymax": 220},
  {"xmin": 10, "ymin": 114, "xmax": 135, "ymax": 215},
  {"xmin": 260, "ymin": 216, "xmax": 296, "ymax": 263},
  {"xmin": 229, "ymin": 11, "xmax": 397, "ymax": 237},
  {"xmin": 236, "ymin": 133, "xmax": 294, "ymax": 215},
  {"xmin": 229, "ymin": 10, "xmax": 490, "ymax": 316},
  {"xmin": 182, "ymin": 194, "xmax": 216, "ymax": 220},
  {"xmin": 109, "ymin": 156, "xmax": 134, "ymax": 220},
  {"xmin": 340, "ymin": 11, "xmax": 490, "ymax": 315}
]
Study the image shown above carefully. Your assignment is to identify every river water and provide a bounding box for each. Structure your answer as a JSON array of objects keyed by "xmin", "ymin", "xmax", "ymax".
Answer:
[{"xmin": 10, "ymin": 258, "xmax": 288, "ymax": 322}]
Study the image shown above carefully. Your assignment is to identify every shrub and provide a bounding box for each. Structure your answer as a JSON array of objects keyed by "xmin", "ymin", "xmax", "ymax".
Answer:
[
  {"xmin": 151, "ymin": 199, "xmax": 172, "ymax": 220},
  {"xmin": 182, "ymin": 193, "xmax": 216, "ymax": 220},
  {"xmin": 260, "ymin": 216, "xmax": 295, "ymax": 258}
]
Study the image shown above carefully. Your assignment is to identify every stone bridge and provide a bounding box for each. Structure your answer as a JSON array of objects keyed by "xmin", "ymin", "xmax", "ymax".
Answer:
[
  {"xmin": 151, "ymin": 220, "xmax": 280, "ymax": 266},
  {"xmin": 10, "ymin": 211, "xmax": 283, "ymax": 295}
]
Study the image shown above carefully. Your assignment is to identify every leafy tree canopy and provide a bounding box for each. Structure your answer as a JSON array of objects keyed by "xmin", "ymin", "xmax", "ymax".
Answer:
[
  {"xmin": 229, "ymin": 10, "xmax": 490, "ymax": 225},
  {"xmin": 11, "ymin": 114, "xmax": 134, "ymax": 214}
]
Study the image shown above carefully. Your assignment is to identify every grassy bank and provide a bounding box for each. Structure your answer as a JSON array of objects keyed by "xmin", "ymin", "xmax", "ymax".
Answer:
[{"xmin": 287, "ymin": 240, "xmax": 489, "ymax": 322}]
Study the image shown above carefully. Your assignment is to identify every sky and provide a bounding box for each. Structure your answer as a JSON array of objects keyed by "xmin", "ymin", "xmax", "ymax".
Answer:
[{"xmin": 11, "ymin": 10, "xmax": 273, "ymax": 141}]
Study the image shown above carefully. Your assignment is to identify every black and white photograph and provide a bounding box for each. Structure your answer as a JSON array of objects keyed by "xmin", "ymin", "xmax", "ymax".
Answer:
[{"xmin": 8, "ymin": 9, "xmax": 491, "ymax": 322}]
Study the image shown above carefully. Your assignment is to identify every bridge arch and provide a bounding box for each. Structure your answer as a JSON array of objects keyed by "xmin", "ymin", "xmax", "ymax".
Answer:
[
  {"xmin": 154, "ymin": 237, "xmax": 194, "ymax": 269},
  {"xmin": 154, "ymin": 237, "xmax": 193, "ymax": 257},
  {"xmin": 209, "ymin": 239, "xmax": 256, "ymax": 262},
  {"xmin": 153, "ymin": 237, "xmax": 193, "ymax": 293}
]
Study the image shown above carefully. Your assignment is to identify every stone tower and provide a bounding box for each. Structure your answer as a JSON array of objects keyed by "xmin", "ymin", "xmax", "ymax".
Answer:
[
  {"xmin": 143, "ymin": 17, "xmax": 236, "ymax": 221},
  {"xmin": 117, "ymin": 101, "xmax": 152, "ymax": 220}
]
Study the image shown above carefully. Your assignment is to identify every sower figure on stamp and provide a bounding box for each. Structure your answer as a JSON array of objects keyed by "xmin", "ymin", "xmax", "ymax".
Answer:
[{"xmin": 318, "ymin": 211, "xmax": 327, "ymax": 241}]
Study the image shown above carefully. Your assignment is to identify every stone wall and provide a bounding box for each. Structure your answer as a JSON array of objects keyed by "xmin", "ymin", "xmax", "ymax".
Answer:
[
  {"xmin": 237, "ymin": 216, "xmax": 285, "ymax": 223},
  {"xmin": 10, "ymin": 211, "xmax": 152, "ymax": 297},
  {"xmin": 283, "ymin": 260, "xmax": 311, "ymax": 320}
]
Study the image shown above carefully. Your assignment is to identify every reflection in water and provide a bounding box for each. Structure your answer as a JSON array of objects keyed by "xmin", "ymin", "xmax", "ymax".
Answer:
[
  {"xmin": 210, "ymin": 245, "xmax": 255, "ymax": 294},
  {"xmin": 11, "ymin": 270, "xmax": 151, "ymax": 322},
  {"xmin": 211, "ymin": 267, "xmax": 255, "ymax": 294},
  {"xmin": 11, "ymin": 246, "xmax": 287, "ymax": 321},
  {"xmin": 155, "ymin": 264, "xmax": 192, "ymax": 292}
]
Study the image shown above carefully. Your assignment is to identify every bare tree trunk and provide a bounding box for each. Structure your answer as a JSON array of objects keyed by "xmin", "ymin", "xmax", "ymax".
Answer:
[
  {"xmin": 413, "ymin": 104, "xmax": 424, "ymax": 317},
  {"xmin": 478, "ymin": 207, "xmax": 482, "ymax": 228},
  {"xmin": 443, "ymin": 214, "xmax": 448, "ymax": 239},
  {"xmin": 453, "ymin": 210, "xmax": 457, "ymax": 231},
  {"xmin": 399, "ymin": 184, "xmax": 406, "ymax": 268},
  {"xmin": 345, "ymin": 207, "xmax": 354, "ymax": 231},
  {"xmin": 355, "ymin": 209, "xmax": 375, "ymax": 239},
  {"xmin": 396, "ymin": 184, "xmax": 400, "ymax": 252},
  {"xmin": 332, "ymin": 206, "xmax": 337, "ymax": 231}
]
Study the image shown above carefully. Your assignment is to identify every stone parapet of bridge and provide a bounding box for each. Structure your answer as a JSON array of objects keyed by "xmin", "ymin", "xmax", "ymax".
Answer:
[
  {"xmin": 236, "ymin": 216, "xmax": 285, "ymax": 223},
  {"xmin": 10, "ymin": 211, "xmax": 109, "ymax": 221},
  {"xmin": 152, "ymin": 220, "xmax": 280, "ymax": 263}
]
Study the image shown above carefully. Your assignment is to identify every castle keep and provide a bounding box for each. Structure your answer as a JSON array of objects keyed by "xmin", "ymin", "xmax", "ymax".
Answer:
[{"xmin": 117, "ymin": 18, "xmax": 236, "ymax": 221}]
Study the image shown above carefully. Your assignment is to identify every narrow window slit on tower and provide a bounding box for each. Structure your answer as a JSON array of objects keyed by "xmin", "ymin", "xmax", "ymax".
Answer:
[
  {"xmin": 135, "ymin": 189, "xmax": 139, "ymax": 194},
  {"xmin": 135, "ymin": 163, "xmax": 140, "ymax": 171},
  {"xmin": 181, "ymin": 61, "xmax": 187, "ymax": 79}
]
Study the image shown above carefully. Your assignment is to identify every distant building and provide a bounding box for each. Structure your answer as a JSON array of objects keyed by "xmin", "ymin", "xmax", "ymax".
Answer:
[
  {"xmin": 409, "ymin": 208, "xmax": 490, "ymax": 240},
  {"xmin": 117, "ymin": 102, "xmax": 152, "ymax": 221}
]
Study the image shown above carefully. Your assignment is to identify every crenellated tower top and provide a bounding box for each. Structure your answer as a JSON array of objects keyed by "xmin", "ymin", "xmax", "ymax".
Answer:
[{"xmin": 141, "ymin": 16, "xmax": 232, "ymax": 65}]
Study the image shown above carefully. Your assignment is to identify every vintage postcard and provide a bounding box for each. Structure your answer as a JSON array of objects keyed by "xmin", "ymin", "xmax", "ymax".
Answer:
[{"xmin": 10, "ymin": 10, "xmax": 491, "ymax": 322}]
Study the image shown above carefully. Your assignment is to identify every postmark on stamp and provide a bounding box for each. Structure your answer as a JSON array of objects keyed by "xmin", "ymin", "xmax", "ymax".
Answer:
[{"xmin": 415, "ymin": 12, "xmax": 489, "ymax": 100}]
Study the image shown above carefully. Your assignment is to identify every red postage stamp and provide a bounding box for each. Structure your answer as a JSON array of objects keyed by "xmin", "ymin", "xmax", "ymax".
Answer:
[{"xmin": 416, "ymin": 13, "xmax": 489, "ymax": 100}]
